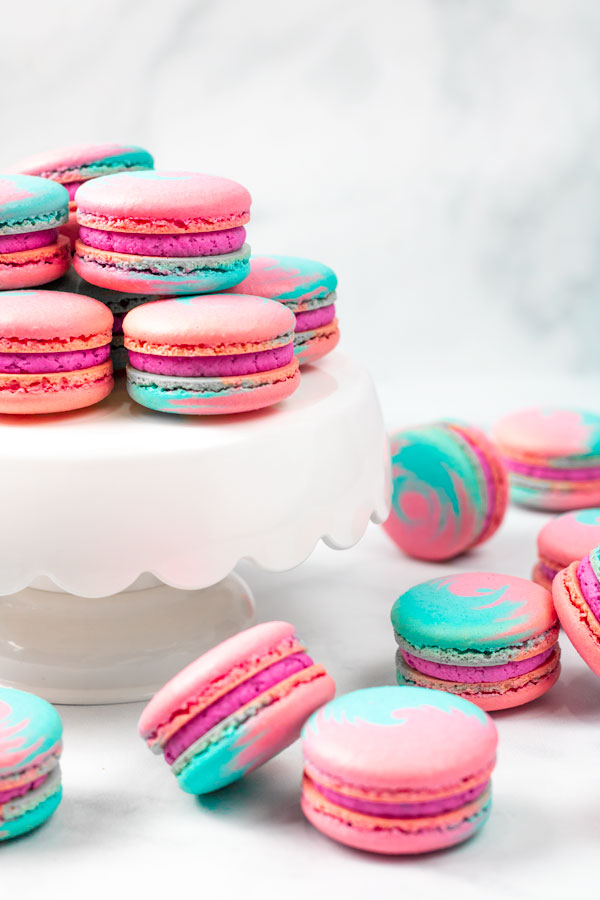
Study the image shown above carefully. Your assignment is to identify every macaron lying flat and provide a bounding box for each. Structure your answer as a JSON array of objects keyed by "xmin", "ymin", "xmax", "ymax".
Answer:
[
  {"xmin": 73, "ymin": 171, "xmax": 251, "ymax": 294},
  {"xmin": 534, "ymin": 508, "xmax": 600, "ymax": 590},
  {"xmin": 301, "ymin": 686, "xmax": 498, "ymax": 855},
  {"xmin": 0, "ymin": 290, "xmax": 113, "ymax": 414},
  {"xmin": 0, "ymin": 688, "xmax": 63, "ymax": 841},
  {"xmin": 553, "ymin": 545, "xmax": 600, "ymax": 678},
  {"xmin": 494, "ymin": 407, "xmax": 600, "ymax": 510},
  {"xmin": 124, "ymin": 295, "xmax": 300, "ymax": 415},
  {"xmin": 383, "ymin": 421, "xmax": 508, "ymax": 561},
  {"xmin": 0, "ymin": 175, "xmax": 70, "ymax": 288},
  {"xmin": 227, "ymin": 255, "xmax": 339, "ymax": 365},
  {"xmin": 391, "ymin": 573, "xmax": 561, "ymax": 710},
  {"xmin": 139, "ymin": 621, "xmax": 336, "ymax": 795}
]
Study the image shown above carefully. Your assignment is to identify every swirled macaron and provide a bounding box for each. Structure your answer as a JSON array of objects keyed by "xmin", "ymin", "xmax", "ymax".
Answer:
[
  {"xmin": 301, "ymin": 686, "xmax": 497, "ymax": 855},
  {"xmin": 553, "ymin": 544, "xmax": 600, "ymax": 678},
  {"xmin": 534, "ymin": 508, "xmax": 600, "ymax": 590},
  {"xmin": 0, "ymin": 290, "xmax": 113, "ymax": 414},
  {"xmin": 0, "ymin": 174, "xmax": 70, "ymax": 288},
  {"xmin": 73, "ymin": 171, "xmax": 251, "ymax": 294},
  {"xmin": 383, "ymin": 421, "xmax": 508, "ymax": 560},
  {"xmin": 139, "ymin": 621, "xmax": 336, "ymax": 795},
  {"xmin": 494, "ymin": 407, "xmax": 600, "ymax": 510},
  {"xmin": 227, "ymin": 255, "xmax": 339, "ymax": 365},
  {"xmin": 391, "ymin": 573, "xmax": 561, "ymax": 710},
  {"xmin": 123, "ymin": 294, "xmax": 300, "ymax": 415},
  {"xmin": 8, "ymin": 143, "xmax": 154, "ymax": 249},
  {"xmin": 0, "ymin": 688, "xmax": 63, "ymax": 841}
]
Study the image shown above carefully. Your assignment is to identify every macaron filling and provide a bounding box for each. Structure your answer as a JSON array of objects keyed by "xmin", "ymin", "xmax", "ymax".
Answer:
[
  {"xmin": 0, "ymin": 345, "xmax": 111, "ymax": 374},
  {"xmin": 0, "ymin": 229, "xmax": 59, "ymax": 252},
  {"xmin": 576, "ymin": 557, "xmax": 600, "ymax": 622},
  {"xmin": 128, "ymin": 343, "xmax": 293, "ymax": 377},
  {"xmin": 163, "ymin": 651, "xmax": 315, "ymax": 764},
  {"xmin": 400, "ymin": 646, "xmax": 555, "ymax": 683},
  {"xmin": 294, "ymin": 304, "xmax": 336, "ymax": 333},
  {"xmin": 306, "ymin": 777, "xmax": 489, "ymax": 819},
  {"xmin": 0, "ymin": 773, "xmax": 48, "ymax": 804},
  {"xmin": 505, "ymin": 459, "xmax": 600, "ymax": 481},
  {"xmin": 537, "ymin": 559, "xmax": 561, "ymax": 582},
  {"xmin": 79, "ymin": 225, "xmax": 247, "ymax": 258}
]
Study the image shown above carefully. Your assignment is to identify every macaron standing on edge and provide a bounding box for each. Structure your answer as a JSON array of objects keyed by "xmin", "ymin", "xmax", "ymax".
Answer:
[
  {"xmin": 391, "ymin": 572, "xmax": 561, "ymax": 710},
  {"xmin": 534, "ymin": 508, "xmax": 600, "ymax": 590},
  {"xmin": 553, "ymin": 543, "xmax": 600, "ymax": 678},
  {"xmin": 0, "ymin": 688, "xmax": 63, "ymax": 841},
  {"xmin": 301, "ymin": 686, "xmax": 498, "ymax": 854},
  {"xmin": 123, "ymin": 294, "xmax": 300, "ymax": 415},
  {"xmin": 73, "ymin": 170, "xmax": 251, "ymax": 295},
  {"xmin": 494, "ymin": 407, "xmax": 600, "ymax": 510},
  {"xmin": 0, "ymin": 174, "xmax": 70, "ymax": 288},
  {"xmin": 227, "ymin": 254, "xmax": 339, "ymax": 365},
  {"xmin": 0, "ymin": 290, "xmax": 114, "ymax": 414},
  {"xmin": 383, "ymin": 421, "xmax": 508, "ymax": 561},
  {"xmin": 139, "ymin": 621, "xmax": 336, "ymax": 795}
]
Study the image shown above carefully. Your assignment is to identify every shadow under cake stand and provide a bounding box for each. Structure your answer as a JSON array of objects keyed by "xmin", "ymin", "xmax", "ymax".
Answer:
[{"xmin": 0, "ymin": 352, "xmax": 389, "ymax": 704}]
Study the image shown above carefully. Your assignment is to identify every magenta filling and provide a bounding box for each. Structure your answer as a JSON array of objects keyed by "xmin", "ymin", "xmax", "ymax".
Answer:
[
  {"xmin": 294, "ymin": 304, "xmax": 335, "ymax": 333},
  {"xmin": 312, "ymin": 779, "xmax": 489, "ymax": 819},
  {"xmin": 538, "ymin": 560, "xmax": 559, "ymax": 582},
  {"xmin": 163, "ymin": 651, "xmax": 314, "ymax": 765},
  {"xmin": 506, "ymin": 459, "xmax": 600, "ymax": 481},
  {"xmin": 0, "ymin": 229, "xmax": 59, "ymax": 253},
  {"xmin": 79, "ymin": 225, "xmax": 247, "ymax": 258},
  {"xmin": 401, "ymin": 646, "xmax": 554, "ymax": 683},
  {"xmin": 576, "ymin": 557, "xmax": 600, "ymax": 622},
  {"xmin": 0, "ymin": 773, "xmax": 48, "ymax": 804},
  {"xmin": 66, "ymin": 181, "xmax": 85, "ymax": 200},
  {"xmin": 128, "ymin": 343, "xmax": 293, "ymax": 377},
  {"xmin": 0, "ymin": 344, "xmax": 110, "ymax": 374}
]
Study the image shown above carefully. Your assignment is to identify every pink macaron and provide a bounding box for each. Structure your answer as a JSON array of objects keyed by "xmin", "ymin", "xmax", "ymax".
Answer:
[
  {"xmin": 0, "ymin": 290, "xmax": 113, "ymax": 414},
  {"xmin": 552, "ymin": 545, "xmax": 600, "ymax": 678},
  {"xmin": 301, "ymin": 686, "xmax": 498, "ymax": 855},
  {"xmin": 123, "ymin": 294, "xmax": 300, "ymax": 415},
  {"xmin": 139, "ymin": 621, "xmax": 336, "ymax": 795},
  {"xmin": 534, "ymin": 508, "xmax": 600, "ymax": 590}
]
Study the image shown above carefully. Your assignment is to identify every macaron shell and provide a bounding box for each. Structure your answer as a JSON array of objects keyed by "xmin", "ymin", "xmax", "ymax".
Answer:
[
  {"xmin": 0, "ymin": 175, "xmax": 69, "ymax": 233},
  {"xmin": 0, "ymin": 784, "xmax": 62, "ymax": 842},
  {"xmin": 9, "ymin": 144, "xmax": 154, "ymax": 182},
  {"xmin": 494, "ymin": 408, "xmax": 600, "ymax": 459},
  {"xmin": 538, "ymin": 509, "xmax": 600, "ymax": 568},
  {"xmin": 510, "ymin": 483, "xmax": 600, "ymax": 511},
  {"xmin": 0, "ymin": 688, "xmax": 62, "ymax": 776},
  {"xmin": 0, "ymin": 289, "xmax": 113, "ymax": 347},
  {"xmin": 226, "ymin": 254, "xmax": 337, "ymax": 307},
  {"xmin": 0, "ymin": 362, "xmax": 113, "ymax": 414},
  {"xmin": 552, "ymin": 562, "xmax": 600, "ymax": 677},
  {"xmin": 0, "ymin": 236, "xmax": 71, "ymax": 289},
  {"xmin": 294, "ymin": 320, "xmax": 340, "ymax": 365}
]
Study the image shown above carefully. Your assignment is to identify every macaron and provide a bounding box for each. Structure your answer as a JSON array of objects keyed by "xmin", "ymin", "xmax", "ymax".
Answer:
[
  {"xmin": 534, "ymin": 508, "xmax": 600, "ymax": 590},
  {"xmin": 0, "ymin": 290, "xmax": 114, "ymax": 414},
  {"xmin": 73, "ymin": 170, "xmax": 251, "ymax": 294},
  {"xmin": 8, "ymin": 143, "xmax": 154, "ymax": 249},
  {"xmin": 0, "ymin": 174, "xmax": 70, "ymax": 288},
  {"xmin": 301, "ymin": 685, "xmax": 497, "ymax": 855},
  {"xmin": 0, "ymin": 688, "xmax": 63, "ymax": 841},
  {"xmin": 493, "ymin": 407, "xmax": 600, "ymax": 510},
  {"xmin": 226, "ymin": 255, "xmax": 339, "ymax": 365},
  {"xmin": 391, "ymin": 573, "xmax": 561, "ymax": 710},
  {"xmin": 383, "ymin": 421, "xmax": 508, "ymax": 561},
  {"xmin": 124, "ymin": 294, "xmax": 300, "ymax": 415},
  {"xmin": 139, "ymin": 621, "xmax": 336, "ymax": 795},
  {"xmin": 552, "ymin": 544, "xmax": 600, "ymax": 678}
]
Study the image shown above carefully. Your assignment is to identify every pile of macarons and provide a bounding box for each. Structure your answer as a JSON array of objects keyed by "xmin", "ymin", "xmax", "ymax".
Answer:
[{"xmin": 0, "ymin": 143, "xmax": 341, "ymax": 417}]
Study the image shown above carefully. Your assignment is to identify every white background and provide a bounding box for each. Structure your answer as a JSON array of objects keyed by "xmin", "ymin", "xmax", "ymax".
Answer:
[{"xmin": 1, "ymin": 1, "xmax": 600, "ymax": 896}]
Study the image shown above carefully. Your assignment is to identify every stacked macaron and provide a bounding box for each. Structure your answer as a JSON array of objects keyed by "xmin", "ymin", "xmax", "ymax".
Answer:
[
  {"xmin": 553, "ymin": 544, "xmax": 600, "ymax": 678},
  {"xmin": 227, "ymin": 255, "xmax": 339, "ymax": 364},
  {"xmin": 392, "ymin": 573, "xmax": 561, "ymax": 709},
  {"xmin": 0, "ymin": 290, "xmax": 113, "ymax": 414},
  {"xmin": 383, "ymin": 421, "xmax": 508, "ymax": 560},
  {"xmin": 139, "ymin": 622, "xmax": 335, "ymax": 795},
  {"xmin": 73, "ymin": 171, "xmax": 251, "ymax": 295},
  {"xmin": 123, "ymin": 295, "xmax": 300, "ymax": 415},
  {"xmin": 0, "ymin": 688, "xmax": 63, "ymax": 841},
  {"xmin": 9, "ymin": 143, "xmax": 154, "ymax": 249},
  {"xmin": 534, "ymin": 508, "xmax": 600, "ymax": 590},
  {"xmin": 0, "ymin": 174, "xmax": 70, "ymax": 288},
  {"xmin": 494, "ymin": 407, "xmax": 600, "ymax": 510}
]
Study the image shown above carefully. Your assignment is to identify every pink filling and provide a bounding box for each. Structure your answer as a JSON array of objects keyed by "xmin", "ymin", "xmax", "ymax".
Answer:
[
  {"xmin": 401, "ymin": 646, "xmax": 554, "ymax": 683},
  {"xmin": 0, "ymin": 345, "xmax": 110, "ymax": 374},
  {"xmin": 0, "ymin": 773, "xmax": 48, "ymax": 804},
  {"xmin": 294, "ymin": 304, "xmax": 335, "ymax": 333},
  {"xmin": 506, "ymin": 459, "xmax": 600, "ymax": 481},
  {"xmin": 0, "ymin": 229, "xmax": 59, "ymax": 253},
  {"xmin": 577, "ymin": 557, "xmax": 600, "ymax": 622},
  {"xmin": 163, "ymin": 652, "xmax": 314, "ymax": 764},
  {"xmin": 79, "ymin": 225, "xmax": 246, "ymax": 258},
  {"xmin": 312, "ymin": 779, "xmax": 489, "ymax": 819},
  {"xmin": 128, "ymin": 343, "xmax": 293, "ymax": 377}
]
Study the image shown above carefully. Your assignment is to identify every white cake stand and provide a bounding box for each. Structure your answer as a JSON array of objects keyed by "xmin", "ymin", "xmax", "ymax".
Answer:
[{"xmin": 0, "ymin": 352, "xmax": 389, "ymax": 704}]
